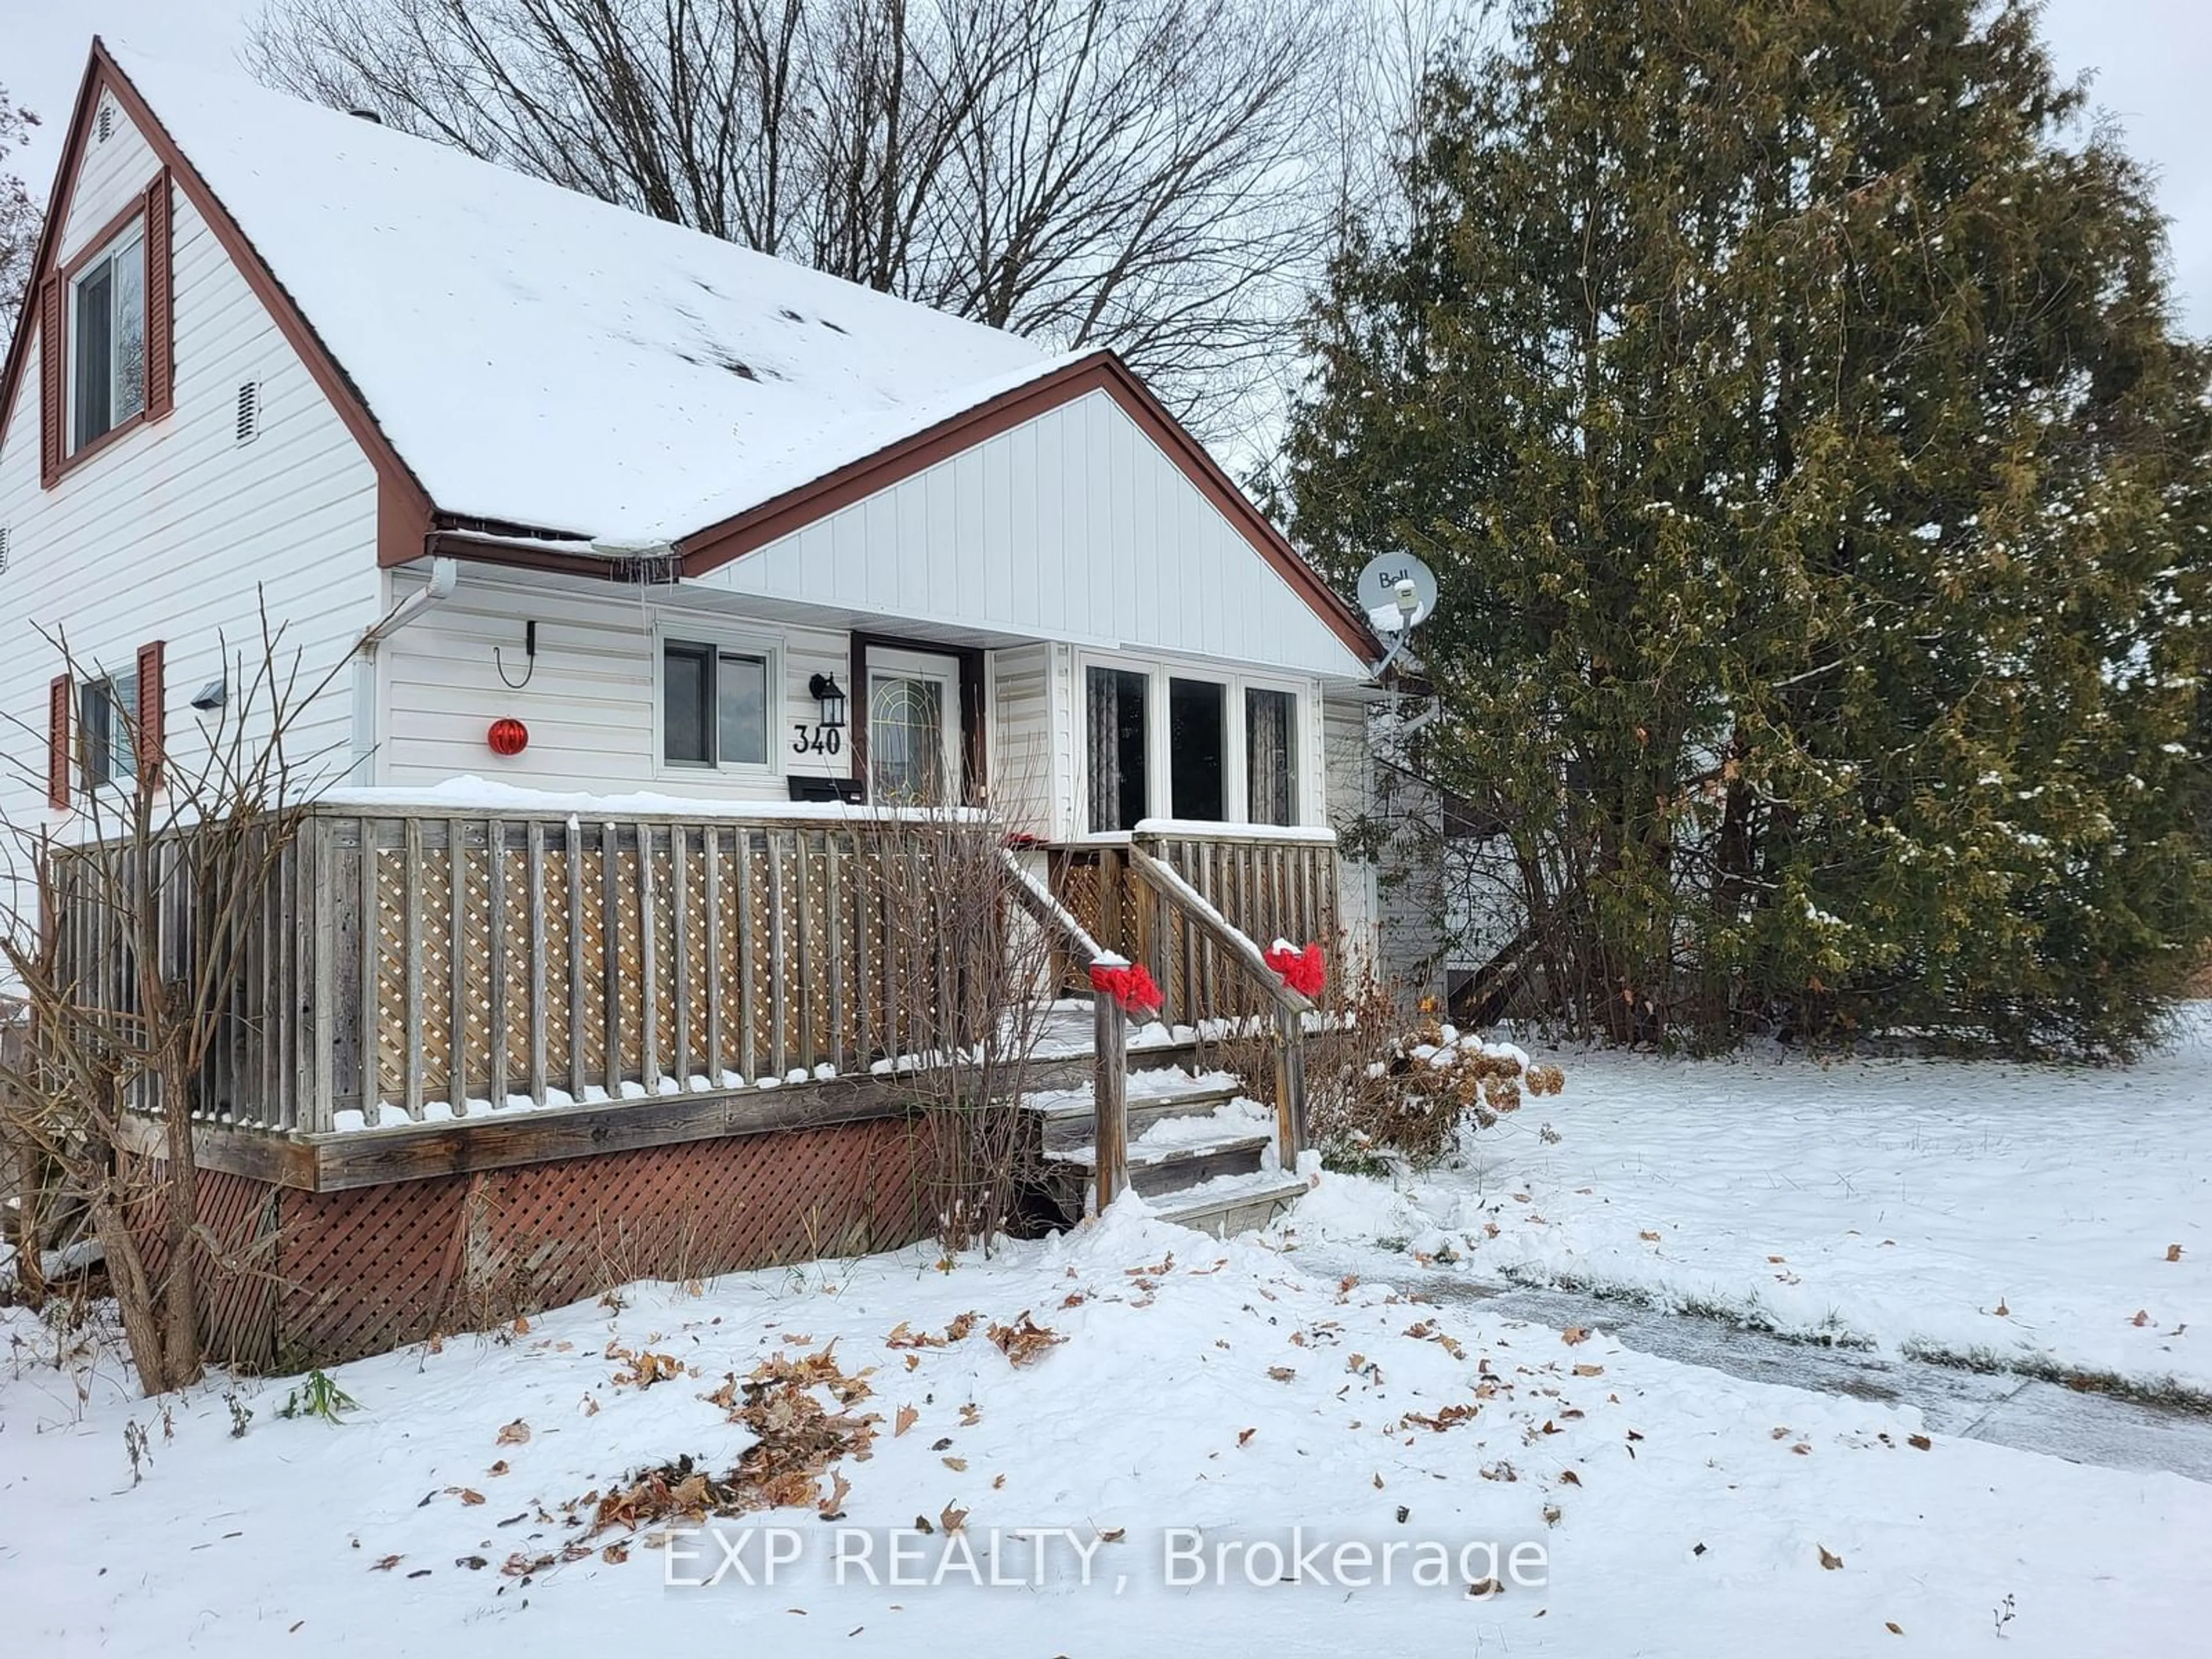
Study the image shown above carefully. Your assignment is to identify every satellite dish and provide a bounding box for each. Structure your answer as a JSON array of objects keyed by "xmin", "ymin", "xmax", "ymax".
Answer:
[{"xmin": 1355, "ymin": 552, "xmax": 1438, "ymax": 635}]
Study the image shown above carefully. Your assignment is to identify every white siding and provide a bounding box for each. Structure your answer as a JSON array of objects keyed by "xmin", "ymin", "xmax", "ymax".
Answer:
[
  {"xmin": 60, "ymin": 90, "xmax": 158, "ymax": 246},
  {"xmin": 377, "ymin": 577, "xmax": 853, "ymax": 800},
  {"xmin": 697, "ymin": 389, "xmax": 1370, "ymax": 681},
  {"xmin": 986, "ymin": 642, "xmax": 1053, "ymax": 835},
  {"xmin": 0, "ymin": 98, "xmax": 381, "ymax": 849}
]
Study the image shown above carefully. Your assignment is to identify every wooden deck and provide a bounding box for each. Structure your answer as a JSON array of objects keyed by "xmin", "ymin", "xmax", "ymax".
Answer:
[{"xmin": 52, "ymin": 804, "xmax": 1336, "ymax": 1189}]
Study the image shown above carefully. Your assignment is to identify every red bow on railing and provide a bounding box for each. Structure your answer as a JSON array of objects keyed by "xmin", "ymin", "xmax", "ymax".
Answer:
[
  {"xmin": 1088, "ymin": 959, "xmax": 1164, "ymax": 1016},
  {"xmin": 1264, "ymin": 940, "xmax": 1327, "ymax": 999}
]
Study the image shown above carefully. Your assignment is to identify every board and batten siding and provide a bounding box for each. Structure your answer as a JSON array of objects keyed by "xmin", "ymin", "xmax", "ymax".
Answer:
[
  {"xmin": 375, "ymin": 577, "xmax": 853, "ymax": 799},
  {"xmin": 0, "ymin": 96, "xmax": 381, "ymax": 842},
  {"xmin": 695, "ymin": 387, "xmax": 1371, "ymax": 683}
]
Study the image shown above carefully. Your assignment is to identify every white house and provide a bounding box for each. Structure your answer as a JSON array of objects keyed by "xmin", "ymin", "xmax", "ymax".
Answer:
[{"xmin": 0, "ymin": 40, "xmax": 1410, "ymax": 1363}]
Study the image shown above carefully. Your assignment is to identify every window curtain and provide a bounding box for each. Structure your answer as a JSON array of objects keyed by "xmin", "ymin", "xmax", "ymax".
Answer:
[
  {"xmin": 1088, "ymin": 668, "xmax": 1121, "ymax": 833},
  {"xmin": 1247, "ymin": 689, "xmax": 1295, "ymax": 825}
]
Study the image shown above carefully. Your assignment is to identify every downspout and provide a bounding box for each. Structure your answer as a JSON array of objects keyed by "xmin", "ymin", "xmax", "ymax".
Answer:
[{"xmin": 350, "ymin": 556, "xmax": 459, "ymax": 781}]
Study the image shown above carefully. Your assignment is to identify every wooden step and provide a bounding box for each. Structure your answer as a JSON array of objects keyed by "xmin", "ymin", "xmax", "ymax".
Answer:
[
  {"xmin": 1028, "ymin": 1085, "xmax": 1244, "ymax": 1153},
  {"xmin": 1047, "ymin": 1121, "xmax": 1272, "ymax": 1198},
  {"xmin": 1146, "ymin": 1171, "xmax": 1309, "ymax": 1238}
]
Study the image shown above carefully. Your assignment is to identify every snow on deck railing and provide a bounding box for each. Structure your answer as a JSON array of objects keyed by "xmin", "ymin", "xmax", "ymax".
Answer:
[
  {"xmin": 1132, "ymin": 817, "xmax": 1336, "ymax": 844},
  {"xmin": 316, "ymin": 777, "xmax": 994, "ymax": 823}
]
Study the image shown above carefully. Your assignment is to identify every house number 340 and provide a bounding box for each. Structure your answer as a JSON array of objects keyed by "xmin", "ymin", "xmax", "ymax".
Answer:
[{"xmin": 793, "ymin": 723, "xmax": 843, "ymax": 756}]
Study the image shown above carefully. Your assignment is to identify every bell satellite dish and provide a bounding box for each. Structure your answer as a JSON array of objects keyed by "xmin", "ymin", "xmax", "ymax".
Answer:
[{"xmin": 1355, "ymin": 552, "xmax": 1438, "ymax": 635}]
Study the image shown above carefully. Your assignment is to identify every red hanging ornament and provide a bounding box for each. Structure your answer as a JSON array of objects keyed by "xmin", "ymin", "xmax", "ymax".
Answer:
[
  {"xmin": 487, "ymin": 717, "xmax": 529, "ymax": 756},
  {"xmin": 1263, "ymin": 940, "xmax": 1327, "ymax": 998}
]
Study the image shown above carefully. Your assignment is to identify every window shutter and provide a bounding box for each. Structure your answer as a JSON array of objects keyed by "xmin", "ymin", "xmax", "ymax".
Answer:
[
  {"xmin": 145, "ymin": 172, "xmax": 174, "ymax": 420},
  {"xmin": 37, "ymin": 274, "xmax": 63, "ymax": 488},
  {"xmin": 137, "ymin": 640, "xmax": 166, "ymax": 791},
  {"xmin": 47, "ymin": 674, "xmax": 71, "ymax": 810}
]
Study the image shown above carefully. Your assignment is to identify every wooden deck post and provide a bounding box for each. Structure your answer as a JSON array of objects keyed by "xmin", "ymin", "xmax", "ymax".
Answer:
[
  {"xmin": 1272, "ymin": 1001, "xmax": 1306, "ymax": 1169},
  {"xmin": 1092, "ymin": 991, "xmax": 1128, "ymax": 1213}
]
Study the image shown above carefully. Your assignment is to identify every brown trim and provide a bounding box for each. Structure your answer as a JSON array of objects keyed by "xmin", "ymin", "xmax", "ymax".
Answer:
[
  {"xmin": 848, "ymin": 631, "xmax": 987, "ymax": 807},
  {"xmin": 143, "ymin": 170, "xmax": 174, "ymax": 421},
  {"xmin": 677, "ymin": 353, "xmax": 1384, "ymax": 666},
  {"xmin": 47, "ymin": 673, "xmax": 71, "ymax": 812},
  {"xmin": 425, "ymin": 529, "xmax": 630, "ymax": 582},
  {"xmin": 135, "ymin": 639, "xmax": 165, "ymax": 792},
  {"xmin": 0, "ymin": 44, "xmax": 437, "ymax": 563},
  {"xmin": 36, "ymin": 274, "xmax": 61, "ymax": 487}
]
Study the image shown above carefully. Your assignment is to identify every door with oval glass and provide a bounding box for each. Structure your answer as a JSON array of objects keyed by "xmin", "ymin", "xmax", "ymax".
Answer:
[{"xmin": 863, "ymin": 647, "xmax": 964, "ymax": 806}]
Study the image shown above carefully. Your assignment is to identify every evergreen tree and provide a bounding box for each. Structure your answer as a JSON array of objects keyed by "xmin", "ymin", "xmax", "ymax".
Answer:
[{"xmin": 1288, "ymin": 0, "xmax": 2212, "ymax": 1055}]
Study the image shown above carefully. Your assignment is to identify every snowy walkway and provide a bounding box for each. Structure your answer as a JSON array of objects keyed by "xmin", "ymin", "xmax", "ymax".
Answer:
[
  {"xmin": 1291, "ymin": 1005, "xmax": 2212, "ymax": 1393},
  {"xmin": 1291, "ymin": 1248, "xmax": 2212, "ymax": 1483}
]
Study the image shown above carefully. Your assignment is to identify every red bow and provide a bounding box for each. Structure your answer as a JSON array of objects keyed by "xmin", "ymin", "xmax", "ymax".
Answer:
[
  {"xmin": 1088, "ymin": 960, "xmax": 1164, "ymax": 1015},
  {"xmin": 1263, "ymin": 941, "xmax": 1327, "ymax": 999}
]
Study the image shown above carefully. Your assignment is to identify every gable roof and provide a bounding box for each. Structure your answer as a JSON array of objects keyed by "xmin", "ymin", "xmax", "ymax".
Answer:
[{"xmin": 4, "ymin": 41, "xmax": 1381, "ymax": 665}]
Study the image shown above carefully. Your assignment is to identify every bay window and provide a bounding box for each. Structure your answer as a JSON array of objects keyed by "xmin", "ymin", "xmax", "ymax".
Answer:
[{"xmin": 1082, "ymin": 657, "xmax": 1309, "ymax": 835}]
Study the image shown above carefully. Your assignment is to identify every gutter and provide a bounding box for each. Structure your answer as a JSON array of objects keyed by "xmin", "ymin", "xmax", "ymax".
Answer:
[{"xmin": 350, "ymin": 555, "xmax": 459, "ymax": 781}]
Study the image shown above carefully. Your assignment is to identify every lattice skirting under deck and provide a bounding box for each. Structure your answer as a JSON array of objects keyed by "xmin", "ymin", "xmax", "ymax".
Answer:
[{"xmin": 123, "ymin": 1118, "xmax": 928, "ymax": 1372}]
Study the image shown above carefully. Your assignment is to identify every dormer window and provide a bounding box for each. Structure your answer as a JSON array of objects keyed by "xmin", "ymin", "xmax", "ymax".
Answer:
[{"xmin": 70, "ymin": 219, "xmax": 148, "ymax": 452}]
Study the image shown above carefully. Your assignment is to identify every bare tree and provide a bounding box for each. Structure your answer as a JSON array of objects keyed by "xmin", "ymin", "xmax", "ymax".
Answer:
[
  {"xmin": 0, "ymin": 604, "xmax": 351, "ymax": 1393},
  {"xmin": 0, "ymin": 86, "xmax": 41, "ymax": 350},
  {"xmin": 245, "ymin": 0, "xmax": 1339, "ymax": 426}
]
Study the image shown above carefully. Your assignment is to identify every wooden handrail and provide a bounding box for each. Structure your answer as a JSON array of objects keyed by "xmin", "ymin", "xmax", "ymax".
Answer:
[
  {"xmin": 1125, "ymin": 845, "xmax": 1312, "ymax": 1015},
  {"xmin": 1124, "ymin": 842, "xmax": 1309, "ymax": 1169}
]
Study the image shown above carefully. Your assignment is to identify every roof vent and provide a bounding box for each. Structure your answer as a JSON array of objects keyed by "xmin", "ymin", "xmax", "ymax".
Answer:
[
  {"xmin": 96, "ymin": 104, "xmax": 114, "ymax": 143},
  {"xmin": 348, "ymin": 108, "xmax": 383, "ymax": 124},
  {"xmin": 235, "ymin": 381, "xmax": 260, "ymax": 445}
]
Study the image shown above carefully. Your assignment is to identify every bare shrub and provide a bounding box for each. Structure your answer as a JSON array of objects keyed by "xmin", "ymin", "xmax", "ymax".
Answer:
[
  {"xmin": 859, "ymin": 810, "xmax": 1059, "ymax": 1255},
  {"xmin": 0, "ymin": 603, "xmax": 351, "ymax": 1393}
]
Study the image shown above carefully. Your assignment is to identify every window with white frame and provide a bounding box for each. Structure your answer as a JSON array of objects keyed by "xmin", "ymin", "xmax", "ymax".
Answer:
[
  {"xmin": 79, "ymin": 671, "xmax": 138, "ymax": 789},
  {"xmin": 661, "ymin": 639, "xmax": 772, "ymax": 770},
  {"xmin": 70, "ymin": 219, "xmax": 148, "ymax": 452},
  {"xmin": 1082, "ymin": 658, "xmax": 1308, "ymax": 835}
]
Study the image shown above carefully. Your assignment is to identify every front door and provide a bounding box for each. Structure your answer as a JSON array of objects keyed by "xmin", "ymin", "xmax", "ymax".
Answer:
[{"xmin": 863, "ymin": 647, "xmax": 964, "ymax": 806}]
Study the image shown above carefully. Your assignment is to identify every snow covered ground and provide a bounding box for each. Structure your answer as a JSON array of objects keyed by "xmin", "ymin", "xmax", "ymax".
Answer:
[
  {"xmin": 1293, "ymin": 1005, "xmax": 2212, "ymax": 1393},
  {"xmin": 3, "ymin": 1190, "xmax": 2207, "ymax": 1657}
]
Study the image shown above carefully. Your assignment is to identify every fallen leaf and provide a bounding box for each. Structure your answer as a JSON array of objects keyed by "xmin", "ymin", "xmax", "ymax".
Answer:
[
  {"xmin": 497, "ymin": 1419, "xmax": 532, "ymax": 1446},
  {"xmin": 2166, "ymin": 1244, "xmax": 2184, "ymax": 1263},
  {"xmin": 1993, "ymin": 1300, "xmax": 2009, "ymax": 1317},
  {"xmin": 369, "ymin": 1555, "xmax": 402, "ymax": 1572},
  {"xmin": 1572, "ymin": 1363, "xmax": 1604, "ymax": 1377},
  {"xmin": 1467, "ymin": 1577, "xmax": 1503, "ymax": 1598},
  {"xmin": 581, "ymin": 1395, "xmax": 600, "ymax": 1417},
  {"xmin": 1098, "ymin": 1527, "xmax": 1126, "ymax": 1543},
  {"xmin": 1767, "ymin": 1256, "xmax": 1786, "ymax": 1264},
  {"xmin": 452, "ymin": 1488, "xmax": 486, "ymax": 1506},
  {"xmin": 895, "ymin": 1405, "xmax": 919, "ymax": 1438},
  {"xmin": 1907, "ymin": 1434, "xmax": 1932, "ymax": 1451},
  {"xmin": 1638, "ymin": 1231, "xmax": 1661, "ymax": 1243},
  {"xmin": 2132, "ymin": 1309, "xmax": 2153, "ymax": 1327},
  {"xmin": 939, "ymin": 1502, "xmax": 967, "ymax": 1535},
  {"xmin": 1817, "ymin": 1545, "xmax": 1843, "ymax": 1571},
  {"xmin": 1886, "ymin": 1622, "xmax": 1904, "ymax": 1635},
  {"xmin": 1237, "ymin": 1428, "xmax": 1256, "ymax": 1447},
  {"xmin": 1558, "ymin": 1469, "xmax": 1581, "ymax": 1486},
  {"xmin": 1560, "ymin": 1327, "xmax": 1590, "ymax": 1346},
  {"xmin": 819, "ymin": 1471, "xmax": 851, "ymax": 1520},
  {"xmin": 942, "ymin": 1456, "xmax": 968, "ymax": 1471},
  {"xmin": 512, "ymin": 1316, "xmax": 531, "ymax": 1336},
  {"xmin": 1267, "ymin": 1366, "xmax": 1297, "ymax": 1382},
  {"xmin": 487, "ymin": 1460, "xmax": 510, "ymax": 1478},
  {"xmin": 603, "ymin": 1543, "xmax": 630, "ymax": 1565}
]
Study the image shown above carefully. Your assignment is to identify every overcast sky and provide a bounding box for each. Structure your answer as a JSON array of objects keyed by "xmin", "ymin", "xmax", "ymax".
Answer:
[{"xmin": 6, "ymin": 0, "xmax": 2211, "ymax": 332}]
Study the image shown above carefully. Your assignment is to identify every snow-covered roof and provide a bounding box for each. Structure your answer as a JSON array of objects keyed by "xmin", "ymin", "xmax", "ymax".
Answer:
[{"xmin": 106, "ymin": 45, "xmax": 1059, "ymax": 544}]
